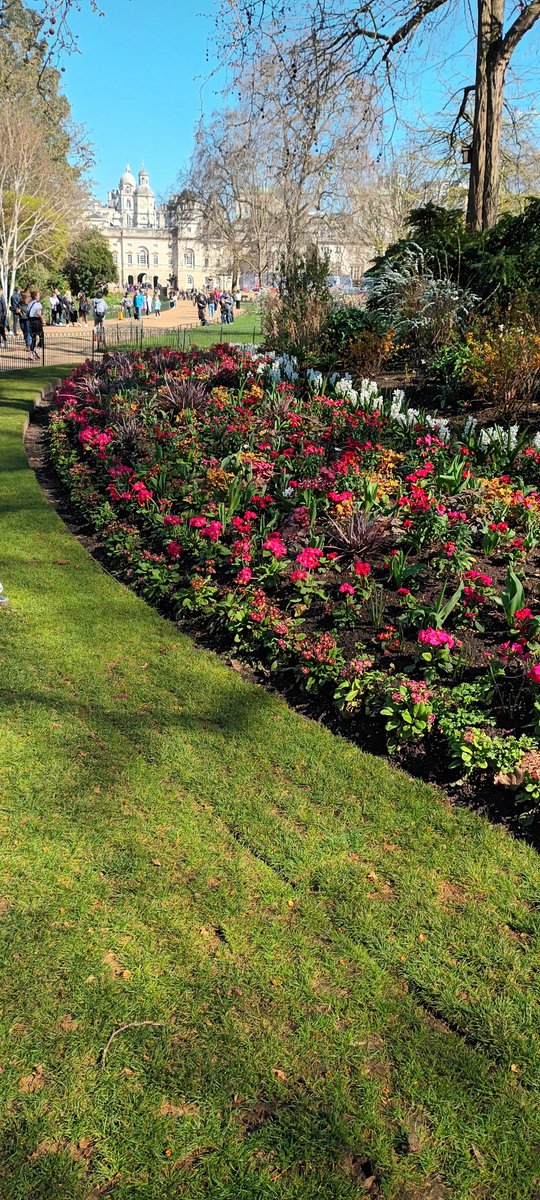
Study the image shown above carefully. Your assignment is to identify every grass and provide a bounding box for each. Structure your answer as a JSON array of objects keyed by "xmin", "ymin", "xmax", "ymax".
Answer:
[{"xmin": 0, "ymin": 366, "xmax": 539, "ymax": 1200}]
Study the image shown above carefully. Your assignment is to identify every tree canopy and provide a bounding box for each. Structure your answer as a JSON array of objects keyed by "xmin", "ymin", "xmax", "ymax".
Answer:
[{"xmin": 64, "ymin": 228, "xmax": 117, "ymax": 296}]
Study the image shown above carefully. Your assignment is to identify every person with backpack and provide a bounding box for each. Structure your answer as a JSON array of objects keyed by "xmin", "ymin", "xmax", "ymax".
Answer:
[
  {"xmin": 27, "ymin": 290, "xmax": 44, "ymax": 359},
  {"xmin": 10, "ymin": 287, "xmax": 21, "ymax": 336},
  {"xmin": 92, "ymin": 292, "xmax": 108, "ymax": 343}
]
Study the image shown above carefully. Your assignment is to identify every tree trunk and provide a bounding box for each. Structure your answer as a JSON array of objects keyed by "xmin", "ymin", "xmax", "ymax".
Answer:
[
  {"xmin": 467, "ymin": 0, "xmax": 505, "ymax": 229},
  {"xmin": 483, "ymin": 52, "xmax": 507, "ymax": 227}
]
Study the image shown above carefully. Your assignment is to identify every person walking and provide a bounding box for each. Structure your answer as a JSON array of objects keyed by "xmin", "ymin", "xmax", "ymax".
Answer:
[
  {"xmin": 122, "ymin": 292, "xmax": 132, "ymax": 319},
  {"xmin": 196, "ymin": 290, "xmax": 208, "ymax": 326},
  {"xmin": 10, "ymin": 287, "xmax": 21, "ymax": 336},
  {"xmin": 27, "ymin": 290, "xmax": 44, "ymax": 359},
  {"xmin": 78, "ymin": 292, "xmax": 89, "ymax": 324},
  {"xmin": 18, "ymin": 291, "xmax": 33, "ymax": 356},
  {"xmin": 0, "ymin": 288, "xmax": 8, "ymax": 350},
  {"xmin": 92, "ymin": 292, "xmax": 108, "ymax": 344},
  {"xmin": 152, "ymin": 289, "xmax": 161, "ymax": 317},
  {"xmin": 234, "ymin": 288, "xmax": 241, "ymax": 311},
  {"xmin": 49, "ymin": 289, "xmax": 61, "ymax": 326},
  {"xmin": 133, "ymin": 290, "xmax": 144, "ymax": 320}
]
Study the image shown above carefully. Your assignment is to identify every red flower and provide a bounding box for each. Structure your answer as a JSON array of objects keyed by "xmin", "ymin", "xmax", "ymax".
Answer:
[
  {"xmin": 353, "ymin": 560, "xmax": 371, "ymax": 577},
  {"xmin": 166, "ymin": 540, "xmax": 182, "ymax": 559}
]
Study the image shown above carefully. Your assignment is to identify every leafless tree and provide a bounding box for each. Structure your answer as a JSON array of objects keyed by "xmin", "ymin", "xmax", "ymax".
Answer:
[
  {"xmin": 217, "ymin": 0, "xmax": 540, "ymax": 231},
  {"xmin": 185, "ymin": 54, "xmax": 378, "ymax": 280}
]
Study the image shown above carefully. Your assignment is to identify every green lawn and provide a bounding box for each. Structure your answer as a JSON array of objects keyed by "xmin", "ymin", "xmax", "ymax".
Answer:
[{"xmin": 0, "ymin": 367, "xmax": 539, "ymax": 1200}]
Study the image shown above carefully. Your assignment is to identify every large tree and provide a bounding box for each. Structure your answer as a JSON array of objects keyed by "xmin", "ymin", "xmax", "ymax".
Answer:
[
  {"xmin": 0, "ymin": 104, "xmax": 81, "ymax": 298},
  {"xmin": 64, "ymin": 228, "xmax": 117, "ymax": 295},
  {"xmin": 218, "ymin": 0, "xmax": 540, "ymax": 231}
]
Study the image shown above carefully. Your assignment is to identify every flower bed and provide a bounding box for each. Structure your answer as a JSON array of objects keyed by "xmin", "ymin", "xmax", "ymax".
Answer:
[{"xmin": 49, "ymin": 345, "xmax": 540, "ymax": 830}]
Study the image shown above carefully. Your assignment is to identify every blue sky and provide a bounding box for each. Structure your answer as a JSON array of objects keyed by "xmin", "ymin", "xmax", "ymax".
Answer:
[
  {"xmin": 61, "ymin": 0, "xmax": 227, "ymax": 199},
  {"xmin": 60, "ymin": 0, "xmax": 539, "ymax": 200}
]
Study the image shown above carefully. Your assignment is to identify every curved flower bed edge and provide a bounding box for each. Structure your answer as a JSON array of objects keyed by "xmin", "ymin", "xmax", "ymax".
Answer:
[{"xmin": 48, "ymin": 344, "xmax": 540, "ymax": 838}]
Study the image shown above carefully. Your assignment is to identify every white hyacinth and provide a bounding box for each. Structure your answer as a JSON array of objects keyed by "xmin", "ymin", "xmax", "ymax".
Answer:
[
  {"xmin": 425, "ymin": 415, "xmax": 450, "ymax": 442},
  {"xmin": 479, "ymin": 424, "xmax": 519, "ymax": 452},
  {"xmin": 335, "ymin": 375, "xmax": 358, "ymax": 403},
  {"xmin": 306, "ymin": 369, "xmax": 323, "ymax": 390},
  {"xmin": 463, "ymin": 416, "xmax": 478, "ymax": 440},
  {"xmin": 532, "ymin": 431, "xmax": 540, "ymax": 449}
]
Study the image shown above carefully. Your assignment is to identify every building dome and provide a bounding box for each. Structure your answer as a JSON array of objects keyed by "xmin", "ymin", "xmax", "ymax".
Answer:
[
  {"xmin": 120, "ymin": 164, "xmax": 136, "ymax": 189},
  {"xmin": 137, "ymin": 163, "xmax": 153, "ymax": 194}
]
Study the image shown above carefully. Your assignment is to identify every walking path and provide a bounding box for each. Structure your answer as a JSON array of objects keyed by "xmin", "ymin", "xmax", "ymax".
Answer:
[{"xmin": 0, "ymin": 368, "xmax": 539, "ymax": 1199}]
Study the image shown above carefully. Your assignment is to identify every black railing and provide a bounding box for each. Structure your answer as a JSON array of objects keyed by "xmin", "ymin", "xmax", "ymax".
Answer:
[{"xmin": 0, "ymin": 319, "xmax": 262, "ymax": 371}]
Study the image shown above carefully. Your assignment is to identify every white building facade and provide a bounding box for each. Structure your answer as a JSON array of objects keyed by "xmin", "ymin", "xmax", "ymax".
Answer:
[{"xmin": 88, "ymin": 164, "xmax": 232, "ymax": 293}]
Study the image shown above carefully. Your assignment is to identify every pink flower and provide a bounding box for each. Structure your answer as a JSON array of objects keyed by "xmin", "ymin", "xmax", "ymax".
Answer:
[
  {"xmin": 353, "ymin": 560, "xmax": 371, "ymax": 577},
  {"xmin": 290, "ymin": 569, "xmax": 307, "ymax": 583},
  {"xmin": 201, "ymin": 520, "xmax": 223, "ymax": 542},
  {"xmin": 296, "ymin": 547, "xmax": 323, "ymax": 570},
  {"xmin": 189, "ymin": 516, "xmax": 207, "ymax": 529},
  {"xmin": 236, "ymin": 566, "xmax": 253, "ymax": 585},
  {"xmin": 515, "ymin": 608, "xmax": 534, "ymax": 622},
  {"xmin": 131, "ymin": 481, "xmax": 153, "ymax": 505},
  {"xmin": 163, "ymin": 515, "xmax": 181, "ymax": 526},
  {"xmin": 166, "ymin": 540, "xmax": 182, "ymax": 560},
  {"xmin": 397, "ymin": 587, "xmax": 410, "ymax": 596},
  {"xmin": 418, "ymin": 627, "xmax": 457, "ymax": 650},
  {"xmin": 527, "ymin": 663, "xmax": 540, "ymax": 684},
  {"xmin": 339, "ymin": 583, "xmax": 355, "ymax": 596},
  {"xmin": 263, "ymin": 535, "xmax": 287, "ymax": 559}
]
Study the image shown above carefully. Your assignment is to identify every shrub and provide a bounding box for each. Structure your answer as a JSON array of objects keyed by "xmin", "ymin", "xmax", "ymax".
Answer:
[
  {"xmin": 368, "ymin": 247, "xmax": 477, "ymax": 363},
  {"xmin": 64, "ymin": 229, "xmax": 118, "ymax": 297},
  {"xmin": 347, "ymin": 329, "xmax": 395, "ymax": 377},
  {"xmin": 263, "ymin": 245, "xmax": 332, "ymax": 356},
  {"xmin": 461, "ymin": 323, "xmax": 540, "ymax": 419}
]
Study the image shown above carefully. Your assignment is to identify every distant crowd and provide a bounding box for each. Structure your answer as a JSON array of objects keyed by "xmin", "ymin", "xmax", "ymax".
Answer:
[
  {"xmin": 0, "ymin": 279, "xmax": 245, "ymax": 358},
  {"xmin": 182, "ymin": 288, "xmax": 242, "ymax": 326}
]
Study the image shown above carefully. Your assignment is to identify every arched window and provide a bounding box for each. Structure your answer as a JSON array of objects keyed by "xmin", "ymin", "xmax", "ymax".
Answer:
[
  {"xmin": 127, "ymin": 252, "xmax": 133, "ymax": 266},
  {"xmin": 125, "ymin": 198, "xmax": 132, "ymax": 209},
  {"xmin": 186, "ymin": 275, "xmax": 194, "ymax": 287},
  {"xmin": 184, "ymin": 248, "xmax": 195, "ymax": 267},
  {"xmin": 137, "ymin": 249, "xmax": 148, "ymax": 265},
  {"xmin": 153, "ymin": 253, "xmax": 159, "ymax": 266}
]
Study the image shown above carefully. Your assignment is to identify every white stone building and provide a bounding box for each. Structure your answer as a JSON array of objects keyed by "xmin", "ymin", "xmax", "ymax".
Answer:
[{"xmin": 88, "ymin": 164, "xmax": 232, "ymax": 293}]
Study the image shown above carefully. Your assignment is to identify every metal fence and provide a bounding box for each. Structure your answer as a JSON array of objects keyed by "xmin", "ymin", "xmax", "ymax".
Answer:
[{"xmin": 0, "ymin": 319, "xmax": 262, "ymax": 372}]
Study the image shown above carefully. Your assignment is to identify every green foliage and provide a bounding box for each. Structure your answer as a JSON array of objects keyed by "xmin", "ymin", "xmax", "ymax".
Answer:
[
  {"xmin": 367, "ymin": 246, "xmax": 477, "ymax": 361},
  {"xmin": 318, "ymin": 303, "xmax": 384, "ymax": 361},
  {"xmin": 64, "ymin": 229, "xmax": 117, "ymax": 296},
  {"xmin": 369, "ymin": 198, "xmax": 540, "ymax": 316},
  {"xmin": 0, "ymin": 0, "xmax": 91, "ymax": 175}
]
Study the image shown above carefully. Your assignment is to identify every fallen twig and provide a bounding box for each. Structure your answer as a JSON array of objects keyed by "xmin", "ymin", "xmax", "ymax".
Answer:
[{"xmin": 99, "ymin": 1021, "xmax": 165, "ymax": 1068}]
